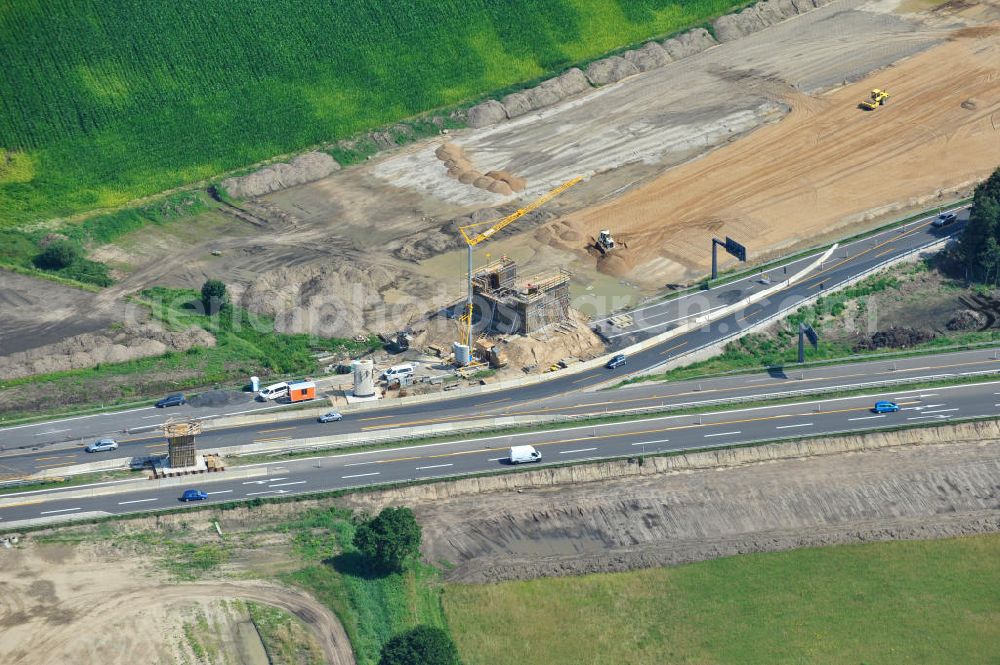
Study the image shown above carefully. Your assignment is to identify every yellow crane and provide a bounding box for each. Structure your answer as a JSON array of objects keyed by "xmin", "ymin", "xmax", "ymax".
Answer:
[{"xmin": 455, "ymin": 176, "xmax": 583, "ymax": 355}]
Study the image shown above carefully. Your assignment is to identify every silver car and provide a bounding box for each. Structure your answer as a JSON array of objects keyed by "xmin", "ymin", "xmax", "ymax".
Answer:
[{"xmin": 85, "ymin": 438, "xmax": 118, "ymax": 453}]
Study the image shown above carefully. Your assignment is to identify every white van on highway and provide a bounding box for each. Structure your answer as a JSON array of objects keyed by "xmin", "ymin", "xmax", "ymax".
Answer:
[
  {"xmin": 257, "ymin": 381, "xmax": 289, "ymax": 401},
  {"xmin": 509, "ymin": 445, "xmax": 542, "ymax": 464}
]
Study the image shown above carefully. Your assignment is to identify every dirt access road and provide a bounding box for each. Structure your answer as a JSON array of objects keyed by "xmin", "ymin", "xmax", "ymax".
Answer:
[{"xmin": 0, "ymin": 543, "xmax": 355, "ymax": 665}]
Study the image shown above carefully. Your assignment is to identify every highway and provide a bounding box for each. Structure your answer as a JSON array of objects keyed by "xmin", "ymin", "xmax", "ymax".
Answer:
[
  {"xmin": 3, "ymin": 377, "xmax": 998, "ymax": 528},
  {"xmin": 0, "ymin": 205, "xmax": 969, "ymax": 476}
]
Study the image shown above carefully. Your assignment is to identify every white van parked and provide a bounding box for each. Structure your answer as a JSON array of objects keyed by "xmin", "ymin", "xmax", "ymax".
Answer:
[
  {"xmin": 257, "ymin": 381, "xmax": 289, "ymax": 401},
  {"xmin": 508, "ymin": 445, "xmax": 542, "ymax": 464},
  {"xmin": 381, "ymin": 364, "xmax": 415, "ymax": 381}
]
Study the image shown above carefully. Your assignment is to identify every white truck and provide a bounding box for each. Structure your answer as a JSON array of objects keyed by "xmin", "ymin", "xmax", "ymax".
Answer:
[{"xmin": 508, "ymin": 445, "xmax": 542, "ymax": 464}]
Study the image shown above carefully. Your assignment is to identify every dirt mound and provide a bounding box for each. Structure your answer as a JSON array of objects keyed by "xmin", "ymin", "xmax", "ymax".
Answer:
[
  {"xmin": 221, "ymin": 152, "xmax": 340, "ymax": 200},
  {"xmin": 186, "ymin": 389, "xmax": 254, "ymax": 408},
  {"xmin": 585, "ymin": 55, "xmax": 640, "ymax": 86},
  {"xmin": 501, "ymin": 308, "xmax": 604, "ymax": 371},
  {"xmin": 468, "ymin": 68, "xmax": 591, "ymax": 124},
  {"xmin": 713, "ymin": 0, "xmax": 814, "ymax": 42},
  {"xmin": 946, "ymin": 308, "xmax": 988, "ymax": 331},
  {"xmin": 239, "ymin": 262, "xmax": 407, "ymax": 338},
  {"xmin": 433, "ymin": 142, "xmax": 526, "ymax": 195},
  {"xmin": 854, "ymin": 326, "xmax": 935, "ymax": 351},
  {"xmin": 0, "ymin": 323, "xmax": 215, "ymax": 380},
  {"xmin": 467, "ymin": 99, "xmax": 507, "ymax": 128},
  {"xmin": 595, "ymin": 252, "xmax": 634, "ymax": 278},
  {"xmin": 950, "ymin": 25, "xmax": 1000, "ymax": 39},
  {"xmin": 661, "ymin": 27, "xmax": 717, "ymax": 59},
  {"xmin": 623, "ymin": 42, "xmax": 673, "ymax": 72}
]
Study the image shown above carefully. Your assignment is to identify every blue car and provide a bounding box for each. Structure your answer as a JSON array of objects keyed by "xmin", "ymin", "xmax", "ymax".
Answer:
[
  {"xmin": 180, "ymin": 489, "xmax": 209, "ymax": 502},
  {"xmin": 872, "ymin": 400, "xmax": 900, "ymax": 414}
]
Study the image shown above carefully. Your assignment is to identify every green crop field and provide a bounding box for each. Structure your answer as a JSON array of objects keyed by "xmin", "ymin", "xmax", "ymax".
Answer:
[
  {"xmin": 443, "ymin": 534, "xmax": 1000, "ymax": 665},
  {"xmin": 0, "ymin": 0, "xmax": 743, "ymax": 227}
]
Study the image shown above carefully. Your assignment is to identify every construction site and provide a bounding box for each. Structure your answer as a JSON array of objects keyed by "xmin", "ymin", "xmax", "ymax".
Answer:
[
  {"xmin": 1, "ymin": 0, "xmax": 999, "ymax": 386},
  {"xmin": 471, "ymin": 258, "xmax": 571, "ymax": 337}
]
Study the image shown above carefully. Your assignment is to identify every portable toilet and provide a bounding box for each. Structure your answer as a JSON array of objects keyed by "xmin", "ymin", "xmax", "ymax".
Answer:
[{"xmin": 250, "ymin": 376, "xmax": 260, "ymax": 393}]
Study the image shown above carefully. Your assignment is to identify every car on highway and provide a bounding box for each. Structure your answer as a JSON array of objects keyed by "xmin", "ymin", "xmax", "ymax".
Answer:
[
  {"xmin": 155, "ymin": 393, "xmax": 186, "ymax": 408},
  {"xmin": 932, "ymin": 212, "xmax": 958, "ymax": 228},
  {"xmin": 318, "ymin": 411, "xmax": 343, "ymax": 423},
  {"xmin": 180, "ymin": 489, "xmax": 209, "ymax": 502},
  {"xmin": 606, "ymin": 354, "xmax": 627, "ymax": 369},
  {"xmin": 872, "ymin": 400, "xmax": 900, "ymax": 414},
  {"xmin": 85, "ymin": 438, "xmax": 118, "ymax": 453}
]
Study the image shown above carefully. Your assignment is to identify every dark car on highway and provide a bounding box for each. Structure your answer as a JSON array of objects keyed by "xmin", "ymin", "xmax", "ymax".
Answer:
[
  {"xmin": 606, "ymin": 354, "xmax": 627, "ymax": 369},
  {"xmin": 872, "ymin": 400, "xmax": 900, "ymax": 414},
  {"xmin": 932, "ymin": 212, "xmax": 957, "ymax": 228},
  {"xmin": 180, "ymin": 489, "xmax": 208, "ymax": 502},
  {"xmin": 155, "ymin": 393, "xmax": 186, "ymax": 408}
]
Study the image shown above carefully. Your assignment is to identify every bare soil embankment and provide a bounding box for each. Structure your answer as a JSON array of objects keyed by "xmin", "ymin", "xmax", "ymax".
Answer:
[{"xmin": 340, "ymin": 420, "xmax": 1000, "ymax": 583}]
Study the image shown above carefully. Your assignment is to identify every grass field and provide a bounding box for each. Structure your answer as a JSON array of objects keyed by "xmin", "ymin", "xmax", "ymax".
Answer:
[
  {"xmin": 443, "ymin": 534, "xmax": 1000, "ymax": 665},
  {"xmin": 0, "ymin": 0, "xmax": 744, "ymax": 226}
]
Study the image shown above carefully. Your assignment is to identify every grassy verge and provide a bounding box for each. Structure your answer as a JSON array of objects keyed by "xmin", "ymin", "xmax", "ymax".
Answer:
[
  {"xmin": 443, "ymin": 534, "xmax": 1000, "ymax": 665},
  {"xmin": 0, "ymin": 287, "xmax": 379, "ymax": 420}
]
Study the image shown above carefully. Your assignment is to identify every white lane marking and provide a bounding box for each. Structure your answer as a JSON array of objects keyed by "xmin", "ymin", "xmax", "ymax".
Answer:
[
  {"xmin": 632, "ymin": 438, "xmax": 670, "ymax": 446},
  {"xmin": 922, "ymin": 408, "xmax": 958, "ymax": 414},
  {"xmin": 415, "ymin": 464, "xmax": 453, "ymax": 470},
  {"xmin": 118, "ymin": 498, "xmax": 158, "ymax": 505},
  {"xmin": 918, "ymin": 394, "xmax": 938, "ymax": 398},
  {"xmin": 776, "ymin": 423, "xmax": 813, "ymax": 429},
  {"xmin": 922, "ymin": 404, "xmax": 945, "ymax": 408},
  {"xmin": 141, "ymin": 415, "xmax": 162, "ymax": 420},
  {"xmin": 849, "ymin": 415, "xmax": 884, "ymax": 421},
  {"xmin": 35, "ymin": 428, "xmax": 71, "ymax": 436},
  {"xmin": 343, "ymin": 461, "xmax": 376, "ymax": 467},
  {"xmin": 559, "ymin": 448, "xmax": 598, "ymax": 454},
  {"xmin": 907, "ymin": 415, "xmax": 952, "ymax": 421},
  {"xmin": 269, "ymin": 481, "xmax": 306, "ymax": 488},
  {"xmin": 342, "ymin": 472, "xmax": 380, "ymax": 479},
  {"xmin": 704, "ymin": 431, "xmax": 741, "ymax": 438},
  {"xmin": 487, "ymin": 457, "xmax": 505, "ymax": 461},
  {"xmin": 207, "ymin": 490, "xmax": 233, "ymax": 495},
  {"xmin": 243, "ymin": 477, "xmax": 286, "ymax": 485},
  {"xmin": 246, "ymin": 490, "xmax": 282, "ymax": 496},
  {"xmin": 40, "ymin": 507, "xmax": 81, "ymax": 515}
]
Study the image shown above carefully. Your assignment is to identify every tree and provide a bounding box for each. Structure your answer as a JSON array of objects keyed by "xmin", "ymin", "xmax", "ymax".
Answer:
[
  {"xmin": 33, "ymin": 240, "xmax": 80, "ymax": 270},
  {"xmin": 956, "ymin": 166, "xmax": 1000, "ymax": 283},
  {"xmin": 353, "ymin": 506, "xmax": 421, "ymax": 572},
  {"xmin": 200, "ymin": 279, "xmax": 227, "ymax": 314},
  {"xmin": 378, "ymin": 626, "xmax": 461, "ymax": 665}
]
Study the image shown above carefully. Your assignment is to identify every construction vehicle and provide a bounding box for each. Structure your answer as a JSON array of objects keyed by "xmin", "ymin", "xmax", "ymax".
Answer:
[
  {"xmin": 858, "ymin": 89, "xmax": 889, "ymax": 111},
  {"xmin": 596, "ymin": 229, "xmax": 616, "ymax": 254},
  {"xmin": 454, "ymin": 177, "xmax": 583, "ymax": 362}
]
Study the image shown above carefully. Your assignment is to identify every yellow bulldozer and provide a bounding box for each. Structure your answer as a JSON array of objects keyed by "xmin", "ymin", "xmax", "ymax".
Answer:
[{"xmin": 859, "ymin": 89, "xmax": 890, "ymax": 111}]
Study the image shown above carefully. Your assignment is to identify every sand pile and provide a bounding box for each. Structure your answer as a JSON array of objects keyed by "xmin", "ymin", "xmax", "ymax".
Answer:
[
  {"xmin": 434, "ymin": 143, "xmax": 526, "ymax": 196},
  {"xmin": 221, "ymin": 151, "xmax": 340, "ymax": 199},
  {"xmin": 501, "ymin": 308, "xmax": 604, "ymax": 371}
]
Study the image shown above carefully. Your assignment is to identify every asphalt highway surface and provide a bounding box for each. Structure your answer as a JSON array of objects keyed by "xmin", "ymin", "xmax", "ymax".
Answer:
[
  {"xmin": 0, "ymin": 205, "xmax": 969, "ymax": 477},
  {"xmin": 3, "ymin": 377, "xmax": 998, "ymax": 529}
]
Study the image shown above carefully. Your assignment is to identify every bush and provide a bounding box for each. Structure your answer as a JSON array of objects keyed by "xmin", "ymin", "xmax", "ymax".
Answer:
[
  {"xmin": 956, "ymin": 166, "xmax": 1000, "ymax": 283},
  {"xmin": 378, "ymin": 626, "xmax": 462, "ymax": 665},
  {"xmin": 353, "ymin": 507, "xmax": 422, "ymax": 573},
  {"xmin": 200, "ymin": 279, "xmax": 227, "ymax": 315},
  {"xmin": 33, "ymin": 239, "xmax": 80, "ymax": 270}
]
